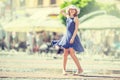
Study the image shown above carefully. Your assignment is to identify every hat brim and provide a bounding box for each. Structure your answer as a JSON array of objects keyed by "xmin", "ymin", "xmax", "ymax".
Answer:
[{"xmin": 66, "ymin": 5, "xmax": 80, "ymax": 15}]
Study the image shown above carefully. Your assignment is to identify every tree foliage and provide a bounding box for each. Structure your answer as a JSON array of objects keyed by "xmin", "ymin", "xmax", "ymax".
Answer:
[
  {"xmin": 60, "ymin": 0, "xmax": 120, "ymax": 25},
  {"xmin": 59, "ymin": 0, "xmax": 100, "ymax": 25}
]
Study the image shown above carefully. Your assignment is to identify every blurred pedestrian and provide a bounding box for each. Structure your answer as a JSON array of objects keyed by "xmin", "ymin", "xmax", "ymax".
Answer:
[
  {"xmin": 27, "ymin": 32, "xmax": 34, "ymax": 54},
  {"xmin": 52, "ymin": 5, "xmax": 84, "ymax": 75},
  {"xmin": 0, "ymin": 29, "xmax": 7, "ymax": 51},
  {"xmin": 0, "ymin": 36, "xmax": 7, "ymax": 50}
]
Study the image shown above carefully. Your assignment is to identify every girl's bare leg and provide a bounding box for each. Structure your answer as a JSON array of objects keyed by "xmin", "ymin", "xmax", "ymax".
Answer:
[
  {"xmin": 63, "ymin": 48, "xmax": 69, "ymax": 74},
  {"xmin": 69, "ymin": 48, "xmax": 83, "ymax": 74}
]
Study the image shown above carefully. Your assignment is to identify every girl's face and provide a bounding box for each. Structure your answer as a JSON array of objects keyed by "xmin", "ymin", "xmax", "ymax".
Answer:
[{"xmin": 69, "ymin": 8, "xmax": 77, "ymax": 16}]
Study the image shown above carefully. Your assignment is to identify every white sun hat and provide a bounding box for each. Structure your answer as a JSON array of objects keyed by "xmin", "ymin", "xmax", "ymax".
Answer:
[{"xmin": 66, "ymin": 5, "xmax": 80, "ymax": 14}]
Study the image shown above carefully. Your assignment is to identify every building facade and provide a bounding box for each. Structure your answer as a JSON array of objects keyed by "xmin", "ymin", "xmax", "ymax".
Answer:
[
  {"xmin": 12, "ymin": 0, "xmax": 64, "ymax": 8},
  {"xmin": 0, "ymin": 0, "xmax": 65, "ymax": 21}
]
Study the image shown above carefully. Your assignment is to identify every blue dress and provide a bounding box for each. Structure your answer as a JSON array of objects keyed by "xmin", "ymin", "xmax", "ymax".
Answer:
[{"xmin": 52, "ymin": 17, "xmax": 84, "ymax": 53}]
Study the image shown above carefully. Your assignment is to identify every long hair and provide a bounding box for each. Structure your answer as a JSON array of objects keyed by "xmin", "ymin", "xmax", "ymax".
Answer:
[{"xmin": 68, "ymin": 9, "xmax": 78, "ymax": 17}]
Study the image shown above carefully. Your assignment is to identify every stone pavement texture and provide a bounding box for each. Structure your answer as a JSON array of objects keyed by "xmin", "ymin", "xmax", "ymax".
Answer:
[{"xmin": 0, "ymin": 51, "xmax": 120, "ymax": 80}]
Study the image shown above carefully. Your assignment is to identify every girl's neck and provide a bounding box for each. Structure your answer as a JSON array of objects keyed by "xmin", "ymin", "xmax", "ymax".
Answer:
[{"xmin": 69, "ymin": 14, "xmax": 74, "ymax": 18}]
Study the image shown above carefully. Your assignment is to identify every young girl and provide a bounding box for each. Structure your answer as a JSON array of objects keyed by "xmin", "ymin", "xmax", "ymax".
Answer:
[{"xmin": 52, "ymin": 5, "xmax": 84, "ymax": 75}]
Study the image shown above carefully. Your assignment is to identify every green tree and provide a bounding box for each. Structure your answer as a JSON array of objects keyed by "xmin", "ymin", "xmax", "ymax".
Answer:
[{"xmin": 60, "ymin": 0, "xmax": 120, "ymax": 25}]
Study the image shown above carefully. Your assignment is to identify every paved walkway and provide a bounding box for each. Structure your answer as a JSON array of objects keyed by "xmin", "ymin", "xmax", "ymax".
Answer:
[{"xmin": 0, "ymin": 51, "xmax": 120, "ymax": 80}]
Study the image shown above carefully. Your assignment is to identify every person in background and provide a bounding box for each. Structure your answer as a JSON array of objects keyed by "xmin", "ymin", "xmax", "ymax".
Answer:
[
  {"xmin": 0, "ymin": 29, "xmax": 7, "ymax": 51},
  {"xmin": 27, "ymin": 32, "xmax": 34, "ymax": 54}
]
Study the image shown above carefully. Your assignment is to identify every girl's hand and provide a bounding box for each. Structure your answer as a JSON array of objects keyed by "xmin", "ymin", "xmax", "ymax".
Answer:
[
  {"xmin": 70, "ymin": 38, "xmax": 74, "ymax": 44},
  {"xmin": 60, "ymin": 7, "xmax": 69, "ymax": 18}
]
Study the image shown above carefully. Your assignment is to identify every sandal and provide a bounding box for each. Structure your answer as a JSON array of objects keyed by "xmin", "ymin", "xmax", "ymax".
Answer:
[
  {"xmin": 63, "ymin": 70, "xmax": 67, "ymax": 75},
  {"xmin": 73, "ymin": 69, "xmax": 83, "ymax": 76}
]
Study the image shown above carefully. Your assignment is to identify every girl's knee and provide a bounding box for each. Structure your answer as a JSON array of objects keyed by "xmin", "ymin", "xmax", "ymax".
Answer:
[
  {"xmin": 69, "ymin": 48, "xmax": 76, "ymax": 56},
  {"xmin": 70, "ymin": 53, "xmax": 75, "ymax": 57},
  {"xmin": 63, "ymin": 49, "xmax": 69, "ymax": 57},
  {"xmin": 63, "ymin": 52, "xmax": 69, "ymax": 56},
  {"xmin": 69, "ymin": 48, "xmax": 75, "ymax": 53}
]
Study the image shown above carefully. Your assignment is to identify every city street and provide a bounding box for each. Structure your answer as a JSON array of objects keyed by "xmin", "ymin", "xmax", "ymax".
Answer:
[
  {"xmin": 0, "ymin": 51, "xmax": 120, "ymax": 80},
  {"xmin": 0, "ymin": 0, "xmax": 120, "ymax": 80}
]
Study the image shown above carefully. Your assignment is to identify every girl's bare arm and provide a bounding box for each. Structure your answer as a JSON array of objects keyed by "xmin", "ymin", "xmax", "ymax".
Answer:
[
  {"xmin": 60, "ymin": 8, "xmax": 69, "ymax": 18},
  {"xmin": 72, "ymin": 17, "xmax": 79, "ymax": 40}
]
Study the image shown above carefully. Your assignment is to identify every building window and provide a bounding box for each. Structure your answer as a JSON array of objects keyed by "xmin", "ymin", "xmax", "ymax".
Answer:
[
  {"xmin": 50, "ymin": 0, "xmax": 56, "ymax": 4},
  {"xmin": 38, "ymin": 0, "xmax": 43, "ymax": 5},
  {"xmin": 20, "ymin": 0, "xmax": 25, "ymax": 7}
]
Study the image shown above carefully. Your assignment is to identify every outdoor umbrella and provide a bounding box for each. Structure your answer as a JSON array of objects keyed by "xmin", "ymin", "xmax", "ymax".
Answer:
[
  {"xmin": 4, "ymin": 17, "xmax": 34, "ymax": 32},
  {"xmin": 29, "ymin": 7, "xmax": 65, "ymax": 33},
  {"xmin": 4, "ymin": 7, "xmax": 65, "ymax": 33},
  {"xmin": 79, "ymin": 15, "xmax": 120, "ymax": 29},
  {"xmin": 34, "ymin": 18, "xmax": 66, "ymax": 33}
]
